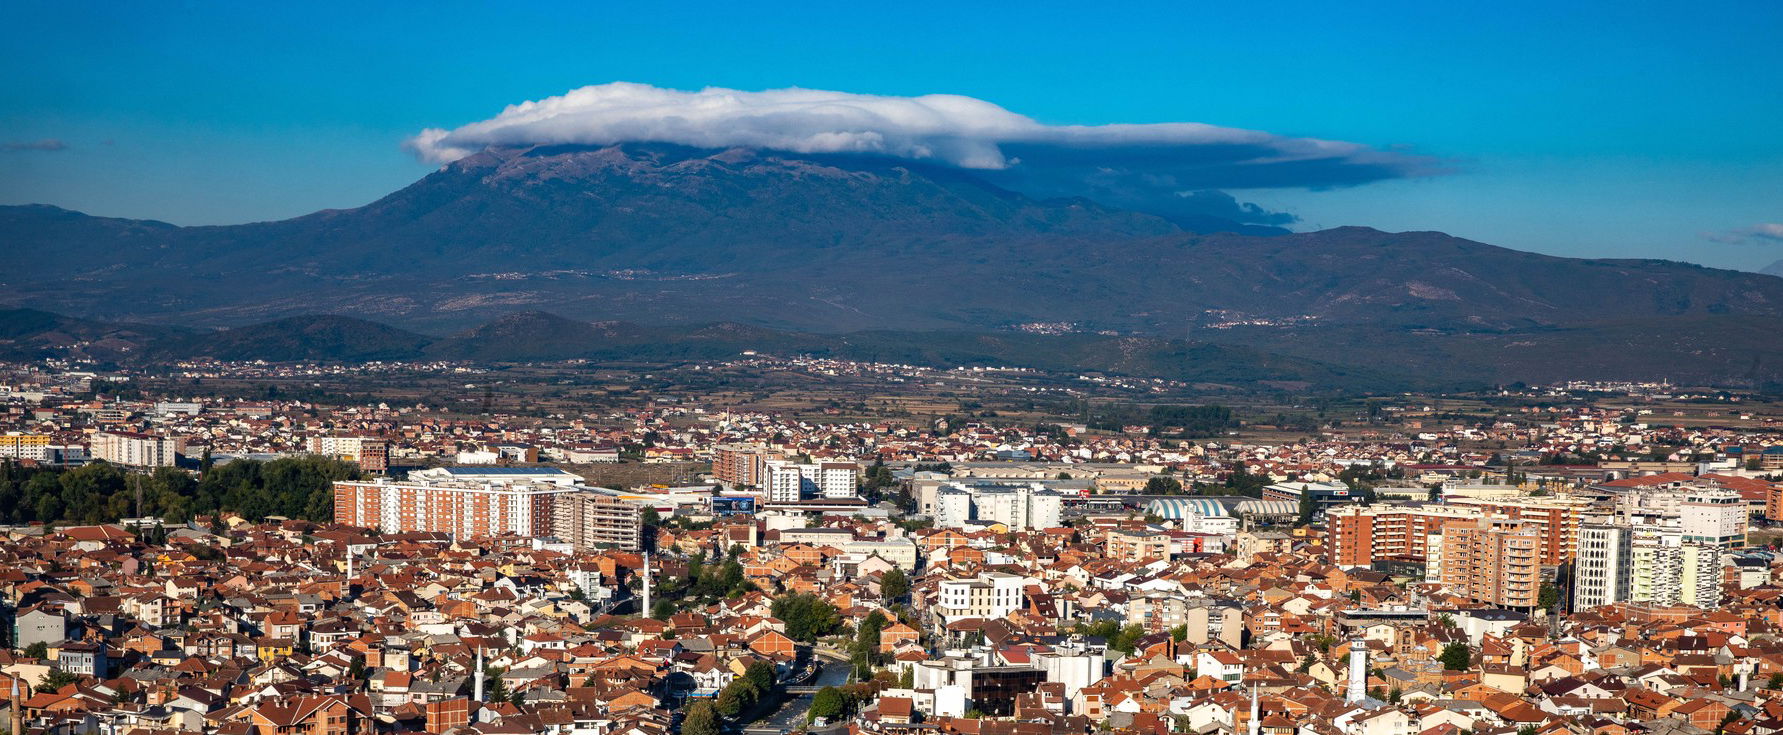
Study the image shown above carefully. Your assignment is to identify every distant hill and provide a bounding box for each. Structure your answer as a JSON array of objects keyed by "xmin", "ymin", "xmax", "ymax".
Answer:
[
  {"xmin": 9, "ymin": 309, "xmax": 1405, "ymax": 392},
  {"xmin": 154, "ymin": 315, "xmax": 434, "ymax": 362},
  {"xmin": 0, "ymin": 308, "xmax": 185, "ymax": 362},
  {"xmin": 5, "ymin": 143, "xmax": 1783, "ymax": 384},
  {"xmin": 1761, "ymin": 259, "xmax": 1783, "ymax": 278}
]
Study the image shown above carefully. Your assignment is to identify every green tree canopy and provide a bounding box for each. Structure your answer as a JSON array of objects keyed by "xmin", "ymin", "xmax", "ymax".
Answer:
[
  {"xmin": 683, "ymin": 702, "xmax": 721, "ymax": 735},
  {"xmin": 1439, "ymin": 642, "xmax": 1472, "ymax": 671},
  {"xmin": 772, "ymin": 593, "xmax": 842, "ymax": 642}
]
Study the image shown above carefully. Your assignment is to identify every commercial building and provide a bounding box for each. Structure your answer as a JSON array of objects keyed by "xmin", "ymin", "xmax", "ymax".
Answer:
[
  {"xmin": 333, "ymin": 477, "xmax": 572, "ymax": 539},
  {"xmin": 92, "ymin": 431, "xmax": 183, "ymax": 468},
  {"xmin": 932, "ymin": 484, "xmax": 1064, "ymax": 531},
  {"xmin": 552, "ymin": 491, "xmax": 646, "ymax": 551}
]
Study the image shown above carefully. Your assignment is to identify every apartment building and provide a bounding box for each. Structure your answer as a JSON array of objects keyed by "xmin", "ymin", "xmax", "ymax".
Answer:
[
  {"xmin": 934, "ymin": 572, "xmax": 1028, "ymax": 624},
  {"xmin": 713, "ymin": 445, "xmax": 780, "ymax": 487},
  {"xmin": 333, "ymin": 478, "xmax": 571, "ymax": 539},
  {"xmin": 1573, "ymin": 522, "xmax": 1633, "ymax": 610},
  {"xmin": 552, "ymin": 491, "xmax": 645, "ymax": 551},
  {"xmin": 1574, "ymin": 517, "xmax": 1730, "ymax": 610},
  {"xmin": 1105, "ymin": 528, "xmax": 1172, "ymax": 562},
  {"xmin": 1325, "ymin": 503, "xmax": 1478, "ymax": 568},
  {"xmin": 0, "ymin": 433, "xmax": 51, "ymax": 461},
  {"xmin": 935, "ymin": 484, "xmax": 1064, "ymax": 530},
  {"xmin": 1438, "ymin": 517, "xmax": 1542, "ymax": 608},
  {"xmin": 763, "ymin": 460, "xmax": 857, "ymax": 503},
  {"xmin": 1449, "ymin": 494, "xmax": 1590, "ymax": 565},
  {"xmin": 1680, "ymin": 489, "xmax": 1746, "ymax": 549},
  {"xmin": 306, "ymin": 435, "xmax": 389, "ymax": 473},
  {"xmin": 92, "ymin": 430, "xmax": 183, "ymax": 468}
]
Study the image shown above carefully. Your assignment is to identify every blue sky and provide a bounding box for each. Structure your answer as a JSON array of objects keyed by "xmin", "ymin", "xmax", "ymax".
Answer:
[{"xmin": 3, "ymin": 1, "xmax": 1780, "ymax": 270}]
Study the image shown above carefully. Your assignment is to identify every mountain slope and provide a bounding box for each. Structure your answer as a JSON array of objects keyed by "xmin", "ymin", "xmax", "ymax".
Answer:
[{"xmin": 4, "ymin": 143, "xmax": 1783, "ymax": 385}]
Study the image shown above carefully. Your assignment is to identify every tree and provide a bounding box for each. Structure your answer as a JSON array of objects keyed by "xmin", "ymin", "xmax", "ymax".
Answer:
[
  {"xmin": 651, "ymin": 598, "xmax": 675, "ymax": 620},
  {"xmin": 1439, "ymin": 642, "xmax": 1471, "ymax": 671},
  {"xmin": 1109, "ymin": 624, "xmax": 1145, "ymax": 655},
  {"xmin": 1537, "ymin": 583, "xmax": 1560, "ymax": 611},
  {"xmin": 853, "ymin": 611, "xmax": 890, "ymax": 678},
  {"xmin": 810, "ymin": 686, "xmax": 847, "ymax": 723},
  {"xmin": 880, "ymin": 567, "xmax": 909, "ymax": 601},
  {"xmin": 1770, "ymin": 672, "xmax": 1783, "ymax": 690},
  {"xmin": 898, "ymin": 666, "xmax": 914, "ymax": 689},
  {"xmin": 1144, "ymin": 476, "xmax": 1183, "ymax": 495},
  {"xmin": 745, "ymin": 660, "xmax": 777, "ymax": 693},
  {"xmin": 771, "ymin": 593, "xmax": 842, "ymax": 642},
  {"xmin": 1170, "ymin": 625, "xmax": 1187, "ymax": 643},
  {"xmin": 683, "ymin": 702, "xmax": 721, "ymax": 735},
  {"xmin": 716, "ymin": 679, "xmax": 756, "ymax": 718},
  {"xmin": 1297, "ymin": 492, "xmax": 1316, "ymax": 526},
  {"xmin": 483, "ymin": 667, "xmax": 510, "ymax": 703},
  {"xmin": 36, "ymin": 669, "xmax": 78, "ymax": 693},
  {"xmin": 22, "ymin": 642, "xmax": 47, "ymax": 660}
]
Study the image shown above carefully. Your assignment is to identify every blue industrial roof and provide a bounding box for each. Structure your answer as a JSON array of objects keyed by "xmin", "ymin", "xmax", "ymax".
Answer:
[{"xmin": 1144, "ymin": 497, "xmax": 1230, "ymax": 519}]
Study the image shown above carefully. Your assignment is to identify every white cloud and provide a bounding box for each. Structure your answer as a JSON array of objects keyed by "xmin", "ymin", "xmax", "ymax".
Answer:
[
  {"xmin": 403, "ymin": 82, "xmax": 1431, "ymax": 190},
  {"xmin": 1706, "ymin": 223, "xmax": 1783, "ymax": 244}
]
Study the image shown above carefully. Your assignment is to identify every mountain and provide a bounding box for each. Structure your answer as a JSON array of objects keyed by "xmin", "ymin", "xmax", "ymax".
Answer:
[
  {"xmin": 6, "ymin": 143, "xmax": 1783, "ymax": 385},
  {"xmin": 1762, "ymin": 259, "xmax": 1783, "ymax": 278}
]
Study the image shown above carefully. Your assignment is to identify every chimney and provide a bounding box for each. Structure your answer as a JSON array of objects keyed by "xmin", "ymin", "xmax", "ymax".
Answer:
[{"xmin": 1347, "ymin": 640, "xmax": 1368, "ymax": 703}]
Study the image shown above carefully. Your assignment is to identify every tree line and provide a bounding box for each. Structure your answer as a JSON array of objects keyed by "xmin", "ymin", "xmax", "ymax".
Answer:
[{"xmin": 0, "ymin": 455, "xmax": 359, "ymax": 526}]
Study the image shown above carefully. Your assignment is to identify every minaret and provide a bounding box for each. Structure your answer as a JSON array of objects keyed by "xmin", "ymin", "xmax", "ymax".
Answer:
[
  {"xmin": 1247, "ymin": 685, "xmax": 1260, "ymax": 735},
  {"xmin": 641, "ymin": 551, "xmax": 652, "ymax": 616},
  {"xmin": 1346, "ymin": 640, "xmax": 1368, "ymax": 703},
  {"xmin": 473, "ymin": 648, "xmax": 485, "ymax": 703},
  {"xmin": 12, "ymin": 676, "xmax": 21, "ymax": 735}
]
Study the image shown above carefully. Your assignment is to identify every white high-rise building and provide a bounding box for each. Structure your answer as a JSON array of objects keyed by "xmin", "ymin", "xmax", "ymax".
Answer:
[
  {"xmin": 1574, "ymin": 522, "xmax": 1633, "ymax": 610},
  {"xmin": 91, "ymin": 431, "xmax": 183, "ymax": 468},
  {"xmin": 762, "ymin": 460, "xmax": 858, "ymax": 503},
  {"xmin": 932, "ymin": 484, "xmax": 1064, "ymax": 530},
  {"xmin": 1575, "ymin": 518, "xmax": 1729, "ymax": 610},
  {"xmin": 935, "ymin": 490, "xmax": 973, "ymax": 528},
  {"xmin": 1680, "ymin": 489, "xmax": 1746, "ymax": 550}
]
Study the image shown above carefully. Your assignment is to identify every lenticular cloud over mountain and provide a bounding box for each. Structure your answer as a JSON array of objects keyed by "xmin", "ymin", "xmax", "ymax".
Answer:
[{"xmin": 404, "ymin": 82, "xmax": 1437, "ymax": 192}]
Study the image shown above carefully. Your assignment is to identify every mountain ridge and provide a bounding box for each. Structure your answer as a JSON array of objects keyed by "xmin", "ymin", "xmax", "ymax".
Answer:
[{"xmin": 5, "ymin": 143, "xmax": 1782, "ymax": 385}]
